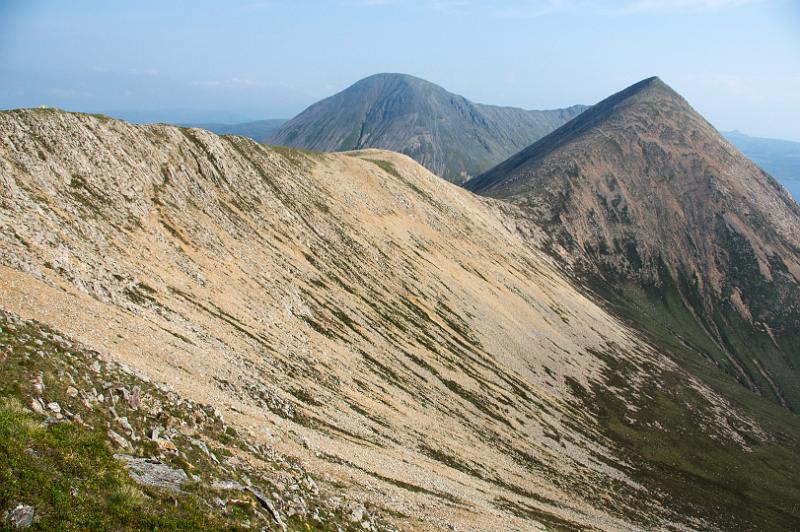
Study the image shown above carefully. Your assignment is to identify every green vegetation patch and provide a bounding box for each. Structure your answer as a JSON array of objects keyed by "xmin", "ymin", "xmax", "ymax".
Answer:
[
  {"xmin": 575, "ymin": 346, "xmax": 800, "ymax": 529},
  {"xmin": 0, "ymin": 397, "xmax": 239, "ymax": 530},
  {"xmin": 363, "ymin": 158, "xmax": 400, "ymax": 178}
]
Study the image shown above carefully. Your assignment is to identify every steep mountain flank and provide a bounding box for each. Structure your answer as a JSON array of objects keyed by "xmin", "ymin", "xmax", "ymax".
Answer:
[
  {"xmin": 467, "ymin": 77, "xmax": 800, "ymax": 412},
  {"xmin": 268, "ymin": 73, "xmax": 586, "ymax": 183},
  {"xmin": 1, "ymin": 109, "xmax": 799, "ymax": 530}
]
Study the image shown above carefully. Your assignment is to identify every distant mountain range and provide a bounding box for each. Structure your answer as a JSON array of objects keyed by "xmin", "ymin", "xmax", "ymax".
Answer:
[
  {"xmin": 180, "ymin": 118, "xmax": 286, "ymax": 142},
  {"xmin": 171, "ymin": 76, "xmax": 799, "ymax": 201},
  {"xmin": 724, "ymin": 130, "xmax": 800, "ymax": 200},
  {"xmin": 468, "ymin": 76, "xmax": 800, "ymax": 411},
  {"xmin": 102, "ymin": 108, "xmax": 259, "ymax": 125},
  {"xmin": 267, "ymin": 73, "xmax": 587, "ymax": 183}
]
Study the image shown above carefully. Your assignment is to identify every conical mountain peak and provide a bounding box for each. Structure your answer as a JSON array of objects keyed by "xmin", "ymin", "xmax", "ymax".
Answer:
[
  {"xmin": 354, "ymin": 72, "xmax": 440, "ymax": 88},
  {"xmin": 596, "ymin": 75, "xmax": 682, "ymax": 111},
  {"xmin": 465, "ymin": 76, "xmax": 694, "ymax": 194},
  {"xmin": 269, "ymin": 73, "xmax": 587, "ymax": 182},
  {"xmin": 626, "ymin": 75, "xmax": 667, "ymax": 92},
  {"xmin": 593, "ymin": 76, "xmax": 677, "ymax": 107},
  {"xmin": 467, "ymin": 78, "xmax": 800, "ymax": 412}
]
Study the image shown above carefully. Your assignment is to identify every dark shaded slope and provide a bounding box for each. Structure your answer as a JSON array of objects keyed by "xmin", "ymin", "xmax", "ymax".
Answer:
[{"xmin": 466, "ymin": 77, "xmax": 664, "ymax": 194}]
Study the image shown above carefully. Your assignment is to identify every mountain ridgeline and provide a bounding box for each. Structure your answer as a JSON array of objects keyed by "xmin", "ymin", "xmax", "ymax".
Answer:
[
  {"xmin": 3, "ymin": 107, "xmax": 800, "ymax": 529},
  {"xmin": 268, "ymin": 73, "xmax": 587, "ymax": 183},
  {"xmin": 467, "ymin": 76, "xmax": 800, "ymax": 412}
]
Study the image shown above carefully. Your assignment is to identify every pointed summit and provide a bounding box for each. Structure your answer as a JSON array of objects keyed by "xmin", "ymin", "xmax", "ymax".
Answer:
[
  {"xmin": 350, "ymin": 72, "xmax": 442, "ymax": 90},
  {"xmin": 583, "ymin": 75, "xmax": 673, "ymax": 108},
  {"xmin": 467, "ymin": 77, "xmax": 800, "ymax": 411},
  {"xmin": 268, "ymin": 73, "xmax": 587, "ymax": 183},
  {"xmin": 626, "ymin": 75, "xmax": 666, "ymax": 90},
  {"xmin": 465, "ymin": 76, "xmax": 687, "ymax": 194}
]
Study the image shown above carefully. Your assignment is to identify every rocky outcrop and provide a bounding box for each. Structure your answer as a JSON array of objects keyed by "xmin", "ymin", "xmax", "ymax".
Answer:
[
  {"xmin": 0, "ymin": 308, "xmax": 378, "ymax": 529},
  {"xmin": 3, "ymin": 504, "xmax": 35, "ymax": 528},
  {"xmin": 114, "ymin": 455, "xmax": 189, "ymax": 491}
]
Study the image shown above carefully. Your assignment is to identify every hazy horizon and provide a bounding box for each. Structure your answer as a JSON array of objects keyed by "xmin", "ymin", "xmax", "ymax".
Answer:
[{"xmin": 1, "ymin": 0, "xmax": 799, "ymax": 141}]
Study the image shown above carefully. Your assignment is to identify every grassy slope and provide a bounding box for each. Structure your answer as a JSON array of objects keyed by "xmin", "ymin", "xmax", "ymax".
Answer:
[
  {"xmin": 0, "ymin": 398, "xmax": 241, "ymax": 531},
  {"xmin": 578, "ymin": 275, "xmax": 800, "ymax": 530}
]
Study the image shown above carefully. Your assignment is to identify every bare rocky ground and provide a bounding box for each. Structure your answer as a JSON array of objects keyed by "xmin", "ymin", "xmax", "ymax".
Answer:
[{"xmin": 0, "ymin": 109, "xmax": 793, "ymax": 530}]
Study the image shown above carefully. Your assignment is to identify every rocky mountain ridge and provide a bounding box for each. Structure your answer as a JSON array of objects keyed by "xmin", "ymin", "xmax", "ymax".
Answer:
[{"xmin": 1, "ymin": 108, "xmax": 798, "ymax": 530}]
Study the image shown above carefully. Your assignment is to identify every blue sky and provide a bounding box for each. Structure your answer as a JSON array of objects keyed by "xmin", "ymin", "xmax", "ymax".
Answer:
[{"xmin": 1, "ymin": 0, "xmax": 798, "ymax": 139}]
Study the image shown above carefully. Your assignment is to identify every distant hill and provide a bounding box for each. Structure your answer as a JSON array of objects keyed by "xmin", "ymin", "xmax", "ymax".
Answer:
[
  {"xmin": 268, "ymin": 73, "xmax": 587, "ymax": 183},
  {"xmin": 181, "ymin": 118, "xmax": 287, "ymax": 142},
  {"xmin": 724, "ymin": 130, "xmax": 800, "ymax": 200},
  {"xmin": 468, "ymin": 77, "xmax": 800, "ymax": 412},
  {"xmin": 103, "ymin": 108, "xmax": 256, "ymax": 125}
]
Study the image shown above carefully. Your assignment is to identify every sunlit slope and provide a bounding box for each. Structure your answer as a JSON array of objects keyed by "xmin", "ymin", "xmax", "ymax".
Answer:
[{"xmin": 1, "ymin": 108, "xmax": 798, "ymax": 530}]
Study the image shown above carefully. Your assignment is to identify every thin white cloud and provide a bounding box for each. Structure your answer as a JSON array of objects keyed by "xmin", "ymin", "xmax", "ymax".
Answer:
[
  {"xmin": 467, "ymin": 0, "xmax": 761, "ymax": 18},
  {"xmin": 230, "ymin": 77, "xmax": 265, "ymax": 87},
  {"xmin": 428, "ymin": 0, "xmax": 471, "ymax": 12},
  {"xmin": 190, "ymin": 78, "xmax": 291, "ymax": 90},
  {"xmin": 345, "ymin": 0, "xmax": 759, "ymax": 15},
  {"xmin": 622, "ymin": 0, "xmax": 761, "ymax": 12},
  {"xmin": 129, "ymin": 68, "xmax": 160, "ymax": 77}
]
